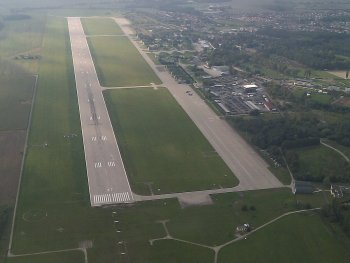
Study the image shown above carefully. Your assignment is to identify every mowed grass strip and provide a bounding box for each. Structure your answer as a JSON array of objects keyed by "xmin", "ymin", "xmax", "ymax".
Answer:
[
  {"xmin": 7, "ymin": 250, "xmax": 85, "ymax": 263},
  {"xmin": 218, "ymin": 213, "xmax": 350, "ymax": 263},
  {"xmin": 113, "ymin": 189, "xmax": 330, "ymax": 263},
  {"xmin": 11, "ymin": 17, "xmax": 116, "ymax": 255},
  {"xmin": 81, "ymin": 17, "xmax": 123, "ymax": 35},
  {"xmin": 104, "ymin": 88, "xmax": 238, "ymax": 195},
  {"xmin": 88, "ymin": 36, "xmax": 161, "ymax": 87}
]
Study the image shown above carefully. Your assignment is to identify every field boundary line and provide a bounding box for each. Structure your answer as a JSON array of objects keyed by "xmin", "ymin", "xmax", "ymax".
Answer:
[{"xmin": 8, "ymin": 75, "xmax": 39, "ymax": 256}]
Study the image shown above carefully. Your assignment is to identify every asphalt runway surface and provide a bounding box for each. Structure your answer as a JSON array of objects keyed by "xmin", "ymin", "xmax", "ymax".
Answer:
[
  {"xmin": 112, "ymin": 18, "xmax": 283, "ymax": 198},
  {"xmin": 67, "ymin": 17, "xmax": 133, "ymax": 206}
]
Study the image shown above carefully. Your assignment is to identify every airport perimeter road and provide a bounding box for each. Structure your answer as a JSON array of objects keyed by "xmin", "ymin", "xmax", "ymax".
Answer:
[
  {"xmin": 114, "ymin": 18, "xmax": 282, "ymax": 191},
  {"xmin": 67, "ymin": 17, "xmax": 133, "ymax": 206}
]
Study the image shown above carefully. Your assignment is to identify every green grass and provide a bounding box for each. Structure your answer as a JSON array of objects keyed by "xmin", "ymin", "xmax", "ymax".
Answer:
[
  {"xmin": 291, "ymin": 145, "xmax": 350, "ymax": 182},
  {"xmin": 166, "ymin": 189, "xmax": 326, "ymax": 246},
  {"xmin": 113, "ymin": 189, "xmax": 330, "ymax": 262},
  {"xmin": 0, "ymin": 15, "xmax": 45, "ymax": 58},
  {"xmin": 269, "ymin": 166, "xmax": 291, "ymax": 185},
  {"xmin": 7, "ymin": 250, "xmax": 85, "ymax": 263},
  {"xmin": 147, "ymin": 52, "xmax": 160, "ymax": 65},
  {"xmin": 12, "ymin": 17, "xmax": 92, "ymax": 254},
  {"xmin": 81, "ymin": 17, "xmax": 123, "ymax": 35},
  {"xmin": 104, "ymin": 88, "xmax": 237, "ymax": 195},
  {"xmin": 150, "ymin": 240, "xmax": 214, "ymax": 263},
  {"xmin": 88, "ymin": 36, "xmax": 161, "ymax": 86},
  {"xmin": 218, "ymin": 212, "xmax": 350, "ymax": 263},
  {"xmin": 322, "ymin": 140, "xmax": 350, "ymax": 160},
  {"xmin": 293, "ymin": 89, "xmax": 332, "ymax": 105},
  {"xmin": 0, "ymin": 60, "xmax": 35, "ymax": 131}
]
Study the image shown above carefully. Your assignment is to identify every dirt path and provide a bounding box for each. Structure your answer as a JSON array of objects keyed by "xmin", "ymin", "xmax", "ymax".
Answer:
[
  {"xmin": 321, "ymin": 140, "xmax": 350, "ymax": 163},
  {"xmin": 149, "ymin": 208, "xmax": 320, "ymax": 263}
]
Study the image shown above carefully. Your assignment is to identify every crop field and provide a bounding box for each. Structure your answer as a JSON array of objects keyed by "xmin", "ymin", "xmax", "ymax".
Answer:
[
  {"xmin": 0, "ymin": 62, "xmax": 36, "ymax": 131},
  {"xmin": 104, "ymin": 88, "xmax": 237, "ymax": 195},
  {"xmin": 82, "ymin": 17, "xmax": 123, "ymax": 35},
  {"xmin": 88, "ymin": 36, "xmax": 161, "ymax": 86},
  {"xmin": 291, "ymin": 145, "xmax": 350, "ymax": 182},
  {"xmin": 0, "ymin": 15, "xmax": 45, "ymax": 58},
  {"xmin": 218, "ymin": 212, "xmax": 350, "ymax": 263}
]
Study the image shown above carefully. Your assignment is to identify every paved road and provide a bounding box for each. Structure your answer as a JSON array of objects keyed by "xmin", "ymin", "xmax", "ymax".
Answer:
[
  {"xmin": 67, "ymin": 17, "xmax": 133, "ymax": 206},
  {"xmin": 113, "ymin": 18, "xmax": 283, "ymax": 198}
]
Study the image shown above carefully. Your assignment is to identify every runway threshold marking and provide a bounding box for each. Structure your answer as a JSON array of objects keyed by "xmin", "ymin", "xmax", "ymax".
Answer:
[{"xmin": 93, "ymin": 192, "xmax": 131, "ymax": 204}]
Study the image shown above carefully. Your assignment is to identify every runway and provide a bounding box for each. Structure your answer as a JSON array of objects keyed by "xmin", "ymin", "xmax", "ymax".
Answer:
[
  {"xmin": 67, "ymin": 17, "xmax": 133, "ymax": 206},
  {"xmin": 113, "ymin": 17, "xmax": 283, "ymax": 193}
]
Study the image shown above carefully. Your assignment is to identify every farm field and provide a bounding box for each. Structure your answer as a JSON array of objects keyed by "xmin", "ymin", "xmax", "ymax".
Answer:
[
  {"xmin": 290, "ymin": 145, "xmax": 350, "ymax": 182},
  {"xmin": 0, "ymin": 15, "xmax": 45, "ymax": 74},
  {"xmin": 104, "ymin": 88, "xmax": 238, "ymax": 195},
  {"xmin": 0, "ymin": 131, "xmax": 26, "ymax": 204},
  {"xmin": 0, "ymin": 62, "xmax": 36, "ymax": 131},
  {"xmin": 82, "ymin": 17, "xmax": 123, "ymax": 35},
  {"xmin": 88, "ymin": 36, "xmax": 161, "ymax": 86},
  {"xmin": 218, "ymin": 212, "xmax": 350, "ymax": 263}
]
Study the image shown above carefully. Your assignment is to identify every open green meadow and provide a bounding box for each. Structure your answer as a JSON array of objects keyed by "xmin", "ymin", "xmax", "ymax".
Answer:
[
  {"xmin": 291, "ymin": 145, "xmax": 350, "ymax": 182},
  {"xmin": 7, "ymin": 250, "xmax": 85, "ymax": 263},
  {"xmin": 106, "ymin": 189, "xmax": 334, "ymax": 263},
  {"xmin": 82, "ymin": 17, "xmax": 123, "ymax": 35},
  {"xmin": 218, "ymin": 212, "xmax": 350, "ymax": 263},
  {"xmin": 88, "ymin": 36, "xmax": 161, "ymax": 86},
  {"xmin": 0, "ymin": 14, "xmax": 46, "ymax": 74},
  {"xmin": 104, "ymin": 88, "xmax": 237, "ymax": 195},
  {"xmin": 0, "ymin": 61, "xmax": 36, "ymax": 131},
  {"xmin": 12, "ymin": 17, "xmax": 90, "ymax": 255},
  {"xmin": 322, "ymin": 140, "xmax": 350, "ymax": 160}
]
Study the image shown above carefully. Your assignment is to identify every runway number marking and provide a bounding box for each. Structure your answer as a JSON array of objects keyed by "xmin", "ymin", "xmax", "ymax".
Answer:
[
  {"xmin": 93, "ymin": 192, "xmax": 130, "ymax": 204},
  {"xmin": 108, "ymin": 161, "xmax": 116, "ymax": 167},
  {"xmin": 91, "ymin": 136, "xmax": 97, "ymax": 141},
  {"xmin": 94, "ymin": 162, "xmax": 102, "ymax": 168},
  {"xmin": 101, "ymin": 136, "xmax": 107, "ymax": 141}
]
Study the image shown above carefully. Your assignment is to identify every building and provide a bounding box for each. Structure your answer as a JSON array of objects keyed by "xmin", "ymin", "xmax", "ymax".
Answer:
[
  {"xmin": 236, "ymin": 223, "xmax": 251, "ymax": 233},
  {"xmin": 243, "ymin": 84, "xmax": 258, "ymax": 93},
  {"xmin": 331, "ymin": 185, "xmax": 343, "ymax": 198},
  {"xmin": 292, "ymin": 180, "xmax": 314, "ymax": 194}
]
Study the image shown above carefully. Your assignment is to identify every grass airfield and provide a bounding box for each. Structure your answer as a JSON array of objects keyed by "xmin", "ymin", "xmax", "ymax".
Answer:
[
  {"xmin": 4, "ymin": 14, "xmax": 350, "ymax": 263},
  {"xmin": 104, "ymin": 88, "xmax": 237, "ymax": 195},
  {"xmin": 82, "ymin": 17, "xmax": 124, "ymax": 35},
  {"xmin": 88, "ymin": 36, "xmax": 161, "ymax": 87}
]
